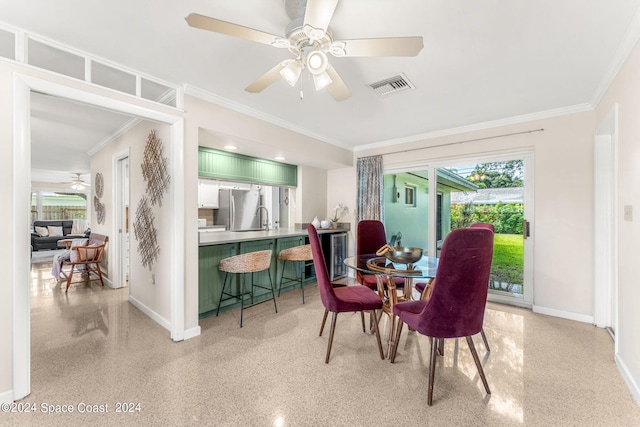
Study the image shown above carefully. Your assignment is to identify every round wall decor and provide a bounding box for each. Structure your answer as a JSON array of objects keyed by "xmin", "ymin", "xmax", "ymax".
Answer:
[{"xmin": 95, "ymin": 172, "xmax": 104, "ymax": 198}]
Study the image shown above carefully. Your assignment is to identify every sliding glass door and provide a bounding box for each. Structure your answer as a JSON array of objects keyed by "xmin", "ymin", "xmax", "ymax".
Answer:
[{"xmin": 383, "ymin": 152, "xmax": 533, "ymax": 306}]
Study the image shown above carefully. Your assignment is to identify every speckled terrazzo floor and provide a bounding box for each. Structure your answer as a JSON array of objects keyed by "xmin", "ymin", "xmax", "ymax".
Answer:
[{"xmin": 5, "ymin": 261, "xmax": 639, "ymax": 426}]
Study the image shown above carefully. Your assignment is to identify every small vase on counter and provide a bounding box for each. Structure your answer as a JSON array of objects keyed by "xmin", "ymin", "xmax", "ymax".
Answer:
[
  {"xmin": 311, "ymin": 216, "xmax": 321, "ymax": 228},
  {"xmin": 320, "ymin": 219, "xmax": 331, "ymax": 229}
]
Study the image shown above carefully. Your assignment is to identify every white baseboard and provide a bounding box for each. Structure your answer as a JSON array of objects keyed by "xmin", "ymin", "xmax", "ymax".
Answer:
[
  {"xmin": 616, "ymin": 353, "xmax": 640, "ymax": 404},
  {"xmin": 0, "ymin": 388, "xmax": 14, "ymax": 403},
  {"xmin": 128, "ymin": 295, "xmax": 171, "ymax": 332},
  {"xmin": 183, "ymin": 326, "xmax": 201, "ymax": 340},
  {"xmin": 128, "ymin": 297, "xmax": 200, "ymax": 340},
  {"xmin": 532, "ymin": 305, "xmax": 594, "ymax": 324}
]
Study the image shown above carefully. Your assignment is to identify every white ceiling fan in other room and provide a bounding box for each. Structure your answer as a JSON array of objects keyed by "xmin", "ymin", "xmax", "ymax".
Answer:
[
  {"xmin": 186, "ymin": 0, "xmax": 424, "ymax": 101},
  {"xmin": 69, "ymin": 173, "xmax": 88, "ymax": 191}
]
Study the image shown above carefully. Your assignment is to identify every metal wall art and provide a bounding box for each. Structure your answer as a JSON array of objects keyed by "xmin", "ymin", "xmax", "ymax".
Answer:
[
  {"xmin": 133, "ymin": 195, "xmax": 159, "ymax": 270},
  {"xmin": 95, "ymin": 172, "xmax": 104, "ymax": 198},
  {"xmin": 141, "ymin": 129, "xmax": 170, "ymax": 207},
  {"xmin": 94, "ymin": 196, "xmax": 106, "ymax": 224}
]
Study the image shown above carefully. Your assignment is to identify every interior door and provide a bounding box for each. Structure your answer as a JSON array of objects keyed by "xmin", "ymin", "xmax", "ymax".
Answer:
[{"xmin": 115, "ymin": 154, "xmax": 130, "ymax": 287}]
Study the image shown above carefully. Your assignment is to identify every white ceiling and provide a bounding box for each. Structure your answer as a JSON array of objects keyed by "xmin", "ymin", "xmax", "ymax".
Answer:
[{"xmin": 3, "ymin": 0, "xmax": 640, "ymax": 180}]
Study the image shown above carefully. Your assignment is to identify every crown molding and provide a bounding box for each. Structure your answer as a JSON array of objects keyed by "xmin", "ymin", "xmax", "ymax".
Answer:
[
  {"xmin": 184, "ymin": 85, "xmax": 352, "ymax": 150},
  {"xmin": 354, "ymin": 103, "xmax": 594, "ymax": 152},
  {"xmin": 87, "ymin": 117, "xmax": 142, "ymax": 156}
]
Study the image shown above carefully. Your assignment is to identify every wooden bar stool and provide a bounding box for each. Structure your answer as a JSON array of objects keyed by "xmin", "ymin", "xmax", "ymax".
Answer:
[
  {"xmin": 216, "ymin": 250, "xmax": 277, "ymax": 327},
  {"xmin": 277, "ymin": 244, "xmax": 313, "ymax": 303}
]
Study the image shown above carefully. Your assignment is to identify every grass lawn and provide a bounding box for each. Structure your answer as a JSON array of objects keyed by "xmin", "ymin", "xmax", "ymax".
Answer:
[
  {"xmin": 493, "ymin": 234, "xmax": 524, "ymax": 268},
  {"xmin": 491, "ymin": 233, "xmax": 524, "ymax": 287}
]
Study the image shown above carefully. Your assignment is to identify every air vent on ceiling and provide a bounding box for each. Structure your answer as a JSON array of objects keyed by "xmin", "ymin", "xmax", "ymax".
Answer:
[{"xmin": 368, "ymin": 73, "xmax": 415, "ymax": 96}]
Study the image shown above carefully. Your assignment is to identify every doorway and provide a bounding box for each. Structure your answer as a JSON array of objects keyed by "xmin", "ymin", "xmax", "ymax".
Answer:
[
  {"xmin": 13, "ymin": 74, "xmax": 185, "ymax": 400},
  {"xmin": 114, "ymin": 152, "xmax": 130, "ymax": 288},
  {"xmin": 593, "ymin": 104, "xmax": 618, "ymax": 342},
  {"xmin": 384, "ymin": 151, "xmax": 533, "ymax": 307}
]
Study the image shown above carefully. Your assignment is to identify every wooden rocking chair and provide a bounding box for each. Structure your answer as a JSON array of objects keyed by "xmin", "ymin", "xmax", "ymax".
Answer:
[{"xmin": 62, "ymin": 233, "xmax": 109, "ymax": 292}]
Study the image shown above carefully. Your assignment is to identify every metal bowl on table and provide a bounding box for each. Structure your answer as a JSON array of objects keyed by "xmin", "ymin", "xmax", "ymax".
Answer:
[{"xmin": 376, "ymin": 244, "xmax": 423, "ymax": 264}]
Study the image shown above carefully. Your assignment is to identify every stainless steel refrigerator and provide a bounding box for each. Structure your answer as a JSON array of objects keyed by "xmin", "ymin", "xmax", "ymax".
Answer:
[{"xmin": 216, "ymin": 189, "xmax": 263, "ymax": 231}]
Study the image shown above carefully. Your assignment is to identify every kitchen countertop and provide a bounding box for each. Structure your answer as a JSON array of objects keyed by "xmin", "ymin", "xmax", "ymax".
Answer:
[{"xmin": 198, "ymin": 226, "xmax": 349, "ymax": 246}]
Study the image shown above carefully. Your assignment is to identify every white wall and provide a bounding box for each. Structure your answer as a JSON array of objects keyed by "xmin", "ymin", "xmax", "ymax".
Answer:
[
  {"xmin": 347, "ymin": 112, "xmax": 595, "ymax": 318},
  {"xmin": 327, "ymin": 167, "xmax": 357, "ymax": 255},
  {"xmin": 90, "ymin": 121, "xmax": 173, "ymax": 324},
  {"xmin": 297, "ymin": 165, "xmax": 327, "ymax": 224},
  {"xmin": 595, "ymin": 37, "xmax": 640, "ymax": 402}
]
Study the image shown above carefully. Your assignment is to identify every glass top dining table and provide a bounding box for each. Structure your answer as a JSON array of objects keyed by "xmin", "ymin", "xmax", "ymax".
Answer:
[
  {"xmin": 343, "ymin": 254, "xmax": 439, "ymax": 279},
  {"xmin": 344, "ymin": 254, "xmax": 439, "ymax": 358}
]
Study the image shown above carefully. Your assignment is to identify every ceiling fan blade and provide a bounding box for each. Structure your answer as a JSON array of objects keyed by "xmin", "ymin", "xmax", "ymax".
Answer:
[
  {"xmin": 245, "ymin": 62, "xmax": 287, "ymax": 93},
  {"xmin": 325, "ymin": 64, "xmax": 351, "ymax": 101},
  {"xmin": 340, "ymin": 36, "xmax": 424, "ymax": 57},
  {"xmin": 303, "ymin": 0, "xmax": 339, "ymax": 33},
  {"xmin": 185, "ymin": 13, "xmax": 281, "ymax": 46}
]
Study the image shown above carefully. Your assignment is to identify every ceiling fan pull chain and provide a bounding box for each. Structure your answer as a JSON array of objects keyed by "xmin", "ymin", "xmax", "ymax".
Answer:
[{"xmin": 299, "ymin": 73, "xmax": 304, "ymax": 99}]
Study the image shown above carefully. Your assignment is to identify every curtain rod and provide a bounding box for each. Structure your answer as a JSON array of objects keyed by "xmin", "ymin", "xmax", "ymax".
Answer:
[{"xmin": 380, "ymin": 128, "xmax": 545, "ymax": 156}]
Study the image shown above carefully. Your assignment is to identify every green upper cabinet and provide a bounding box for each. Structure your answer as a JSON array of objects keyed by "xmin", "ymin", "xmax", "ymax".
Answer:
[{"xmin": 198, "ymin": 146, "xmax": 297, "ymax": 187}]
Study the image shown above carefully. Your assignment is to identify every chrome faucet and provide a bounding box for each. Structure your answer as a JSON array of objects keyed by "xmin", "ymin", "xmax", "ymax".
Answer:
[{"xmin": 256, "ymin": 205, "xmax": 270, "ymax": 231}]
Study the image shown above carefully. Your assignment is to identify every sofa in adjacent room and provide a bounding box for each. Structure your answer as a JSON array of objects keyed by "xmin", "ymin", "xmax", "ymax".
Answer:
[{"xmin": 31, "ymin": 219, "xmax": 91, "ymax": 251}]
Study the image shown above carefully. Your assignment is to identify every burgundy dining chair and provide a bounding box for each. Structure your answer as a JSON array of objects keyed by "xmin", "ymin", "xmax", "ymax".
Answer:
[
  {"xmin": 356, "ymin": 220, "xmax": 405, "ymax": 290},
  {"xmin": 414, "ymin": 221, "xmax": 495, "ymax": 351},
  {"xmin": 308, "ymin": 224, "xmax": 385, "ymax": 363},
  {"xmin": 390, "ymin": 227, "xmax": 494, "ymax": 405},
  {"xmin": 469, "ymin": 222, "xmax": 495, "ymax": 232}
]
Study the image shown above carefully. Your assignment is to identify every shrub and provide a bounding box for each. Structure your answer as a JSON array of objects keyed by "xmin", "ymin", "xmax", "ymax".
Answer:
[{"xmin": 450, "ymin": 202, "xmax": 523, "ymax": 234}]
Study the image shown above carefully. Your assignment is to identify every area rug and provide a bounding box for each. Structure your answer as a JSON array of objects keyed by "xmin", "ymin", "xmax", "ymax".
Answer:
[{"xmin": 31, "ymin": 249, "xmax": 66, "ymax": 264}]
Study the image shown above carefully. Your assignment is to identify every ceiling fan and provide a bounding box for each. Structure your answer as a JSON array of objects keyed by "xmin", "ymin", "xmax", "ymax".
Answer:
[
  {"xmin": 69, "ymin": 173, "xmax": 87, "ymax": 191},
  {"xmin": 186, "ymin": 0, "xmax": 424, "ymax": 101}
]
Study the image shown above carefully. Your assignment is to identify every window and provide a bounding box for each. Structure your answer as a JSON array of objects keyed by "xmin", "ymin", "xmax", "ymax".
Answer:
[
  {"xmin": 31, "ymin": 191, "xmax": 87, "ymax": 223},
  {"xmin": 405, "ymin": 185, "xmax": 416, "ymax": 207}
]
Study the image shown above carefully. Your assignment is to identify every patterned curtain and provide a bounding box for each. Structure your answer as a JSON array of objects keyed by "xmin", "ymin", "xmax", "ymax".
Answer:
[{"xmin": 356, "ymin": 155, "xmax": 384, "ymax": 222}]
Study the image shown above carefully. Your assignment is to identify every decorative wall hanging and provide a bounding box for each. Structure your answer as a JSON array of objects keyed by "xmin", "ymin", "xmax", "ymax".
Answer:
[
  {"xmin": 94, "ymin": 195, "xmax": 106, "ymax": 225},
  {"xmin": 141, "ymin": 129, "xmax": 170, "ymax": 206},
  {"xmin": 133, "ymin": 195, "xmax": 159, "ymax": 270},
  {"xmin": 94, "ymin": 172, "xmax": 104, "ymax": 198},
  {"xmin": 94, "ymin": 172, "xmax": 106, "ymax": 224}
]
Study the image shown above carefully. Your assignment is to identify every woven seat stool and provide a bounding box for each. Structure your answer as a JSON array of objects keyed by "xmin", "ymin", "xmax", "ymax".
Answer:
[
  {"xmin": 216, "ymin": 250, "xmax": 277, "ymax": 327},
  {"xmin": 277, "ymin": 244, "xmax": 313, "ymax": 303}
]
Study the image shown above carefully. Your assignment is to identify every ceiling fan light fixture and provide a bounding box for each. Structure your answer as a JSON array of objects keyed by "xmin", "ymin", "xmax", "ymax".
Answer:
[
  {"xmin": 70, "ymin": 173, "xmax": 86, "ymax": 191},
  {"xmin": 306, "ymin": 50, "xmax": 328, "ymax": 75},
  {"xmin": 313, "ymin": 70, "xmax": 333, "ymax": 90},
  {"xmin": 279, "ymin": 60, "xmax": 303, "ymax": 86}
]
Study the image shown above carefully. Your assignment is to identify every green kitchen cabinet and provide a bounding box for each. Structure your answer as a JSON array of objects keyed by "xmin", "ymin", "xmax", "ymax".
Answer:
[
  {"xmin": 275, "ymin": 235, "xmax": 307, "ymax": 295},
  {"xmin": 198, "ymin": 146, "xmax": 297, "ymax": 187},
  {"xmin": 198, "ymin": 243, "xmax": 238, "ymax": 316},
  {"xmin": 198, "ymin": 234, "xmax": 330, "ymax": 318}
]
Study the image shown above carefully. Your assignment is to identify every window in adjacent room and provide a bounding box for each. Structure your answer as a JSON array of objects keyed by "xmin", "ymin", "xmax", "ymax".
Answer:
[{"xmin": 405, "ymin": 185, "xmax": 416, "ymax": 207}]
